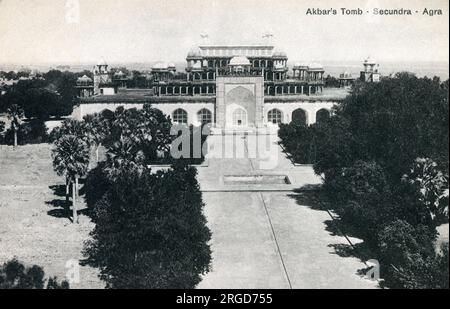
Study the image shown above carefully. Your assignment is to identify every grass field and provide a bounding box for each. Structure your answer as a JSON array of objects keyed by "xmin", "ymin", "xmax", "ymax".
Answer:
[{"xmin": 0, "ymin": 144, "xmax": 104, "ymax": 288}]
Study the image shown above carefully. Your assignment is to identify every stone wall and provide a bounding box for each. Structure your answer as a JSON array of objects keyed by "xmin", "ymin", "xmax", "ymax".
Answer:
[
  {"xmin": 263, "ymin": 101, "xmax": 335, "ymax": 125},
  {"xmin": 72, "ymin": 102, "xmax": 215, "ymax": 126},
  {"xmin": 72, "ymin": 99, "xmax": 337, "ymax": 127}
]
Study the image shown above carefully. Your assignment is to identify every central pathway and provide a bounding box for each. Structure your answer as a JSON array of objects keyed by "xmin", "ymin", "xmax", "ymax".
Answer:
[{"xmin": 197, "ymin": 133, "xmax": 377, "ymax": 289}]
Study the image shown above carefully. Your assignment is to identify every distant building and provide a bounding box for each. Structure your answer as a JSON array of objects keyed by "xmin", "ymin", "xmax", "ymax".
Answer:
[
  {"xmin": 93, "ymin": 59, "xmax": 113, "ymax": 95},
  {"xmin": 76, "ymin": 75, "xmax": 94, "ymax": 98},
  {"xmin": 339, "ymin": 71, "xmax": 356, "ymax": 87},
  {"xmin": 73, "ymin": 43, "xmax": 350, "ymax": 129},
  {"xmin": 360, "ymin": 57, "xmax": 381, "ymax": 83}
]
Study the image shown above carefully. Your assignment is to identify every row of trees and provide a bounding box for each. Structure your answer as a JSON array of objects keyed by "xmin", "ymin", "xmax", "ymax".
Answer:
[
  {"xmin": 0, "ymin": 70, "xmax": 83, "ymax": 118},
  {"xmin": 0, "ymin": 70, "xmax": 33, "ymax": 81},
  {"xmin": 51, "ymin": 104, "xmax": 212, "ymax": 288},
  {"xmin": 0, "ymin": 70, "xmax": 91, "ymax": 147},
  {"xmin": 279, "ymin": 73, "xmax": 449, "ymax": 288}
]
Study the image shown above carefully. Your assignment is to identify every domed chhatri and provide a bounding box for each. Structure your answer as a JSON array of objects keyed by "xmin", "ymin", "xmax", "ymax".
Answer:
[
  {"xmin": 152, "ymin": 62, "xmax": 169, "ymax": 70},
  {"xmin": 77, "ymin": 74, "xmax": 92, "ymax": 82},
  {"xmin": 168, "ymin": 63, "xmax": 177, "ymax": 71},
  {"xmin": 75, "ymin": 74, "xmax": 94, "ymax": 97},
  {"xmin": 187, "ymin": 46, "xmax": 203, "ymax": 58},
  {"xmin": 308, "ymin": 63, "xmax": 324, "ymax": 70},
  {"xmin": 272, "ymin": 50, "xmax": 287, "ymax": 58}
]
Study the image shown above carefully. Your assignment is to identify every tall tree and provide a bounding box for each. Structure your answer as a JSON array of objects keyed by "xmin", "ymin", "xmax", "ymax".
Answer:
[
  {"xmin": 52, "ymin": 135, "xmax": 90, "ymax": 223},
  {"xmin": 6, "ymin": 104, "xmax": 24, "ymax": 149},
  {"xmin": 83, "ymin": 113, "xmax": 109, "ymax": 163}
]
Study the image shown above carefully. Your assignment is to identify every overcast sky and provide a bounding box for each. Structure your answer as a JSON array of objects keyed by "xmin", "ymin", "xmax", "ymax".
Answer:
[{"xmin": 0, "ymin": 0, "xmax": 448, "ymax": 65}]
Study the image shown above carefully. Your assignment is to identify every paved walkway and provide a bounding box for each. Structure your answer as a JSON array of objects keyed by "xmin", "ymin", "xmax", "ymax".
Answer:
[{"xmin": 197, "ymin": 133, "xmax": 377, "ymax": 289}]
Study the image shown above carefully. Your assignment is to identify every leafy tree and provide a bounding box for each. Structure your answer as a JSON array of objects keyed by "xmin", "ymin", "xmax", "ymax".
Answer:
[
  {"xmin": 1, "ymin": 71, "xmax": 78, "ymax": 120},
  {"xmin": 55, "ymin": 71, "xmax": 79, "ymax": 116},
  {"xmin": 324, "ymin": 75, "xmax": 340, "ymax": 88},
  {"xmin": 0, "ymin": 120, "xmax": 5, "ymax": 133},
  {"xmin": 377, "ymin": 220, "xmax": 447, "ymax": 289},
  {"xmin": 110, "ymin": 67, "xmax": 130, "ymax": 76},
  {"xmin": 129, "ymin": 70, "xmax": 149, "ymax": 88},
  {"xmin": 401, "ymin": 158, "xmax": 449, "ymax": 226},
  {"xmin": 279, "ymin": 123, "xmax": 319, "ymax": 164},
  {"xmin": 0, "ymin": 71, "xmax": 17, "ymax": 80},
  {"xmin": 52, "ymin": 134, "xmax": 90, "ymax": 223},
  {"xmin": 22, "ymin": 88, "xmax": 61, "ymax": 120},
  {"xmin": 0, "ymin": 259, "xmax": 69, "ymax": 289},
  {"xmin": 83, "ymin": 162, "xmax": 211, "ymax": 288},
  {"xmin": 6, "ymin": 104, "xmax": 24, "ymax": 148}
]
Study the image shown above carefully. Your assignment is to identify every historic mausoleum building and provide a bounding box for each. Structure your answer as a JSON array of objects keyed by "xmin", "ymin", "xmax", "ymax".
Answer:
[{"xmin": 73, "ymin": 44, "xmax": 352, "ymax": 129}]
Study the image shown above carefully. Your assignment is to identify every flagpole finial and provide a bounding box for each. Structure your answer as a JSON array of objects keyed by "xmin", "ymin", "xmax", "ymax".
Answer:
[
  {"xmin": 262, "ymin": 32, "xmax": 274, "ymax": 44},
  {"xmin": 200, "ymin": 33, "xmax": 209, "ymax": 44}
]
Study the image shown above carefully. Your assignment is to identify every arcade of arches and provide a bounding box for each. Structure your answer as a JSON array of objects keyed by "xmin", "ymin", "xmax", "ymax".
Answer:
[
  {"xmin": 171, "ymin": 106, "xmax": 331, "ymax": 127},
  {"xmin": 265, "ymin": 108, "xmax": 331, "ymax": 126}
]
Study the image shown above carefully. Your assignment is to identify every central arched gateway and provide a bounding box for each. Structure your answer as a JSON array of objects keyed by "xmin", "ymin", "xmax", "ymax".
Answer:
[
  {"xmin": 215, "ymin": 76, "xmax": 265, "ymax": 128},
  {"xmin": 225, "ymin": 86, "xmax": 255, "ymax": 126}
]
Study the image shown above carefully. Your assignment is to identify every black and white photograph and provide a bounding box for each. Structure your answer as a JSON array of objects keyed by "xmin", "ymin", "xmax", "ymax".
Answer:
[{"xmin": 0, "ymin": 0, "xmax": 448, "ymax": 294}]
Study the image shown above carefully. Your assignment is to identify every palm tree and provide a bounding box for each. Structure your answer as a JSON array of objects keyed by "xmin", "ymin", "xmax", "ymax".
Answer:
[
  {"xmin": 104, "ymin": 135, "xmax": 146, "ymax": 180},
  {"xmin": 83, "ymin": 113, "xmax": 108, "ymax": 163},
  {"xmin": 52, "ymin": 135, "xmax": 90, "ymax": 223},
  {"xmin": 7, "ymin": 104, "xmax": 24, "ymax": 149}
]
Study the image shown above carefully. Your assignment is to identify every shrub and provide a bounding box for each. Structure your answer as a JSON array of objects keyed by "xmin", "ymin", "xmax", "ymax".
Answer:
[
  {"xmin": 0, "ymin": 259, "xmax": 69, "ymax": 289},
  {"xmin": 377, "ymin": 220, "xmax": 447, "ymax": 289},
  {"xmin": 323, "ymin": 161, "xmax": 395, "ymax": 243}
]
